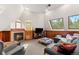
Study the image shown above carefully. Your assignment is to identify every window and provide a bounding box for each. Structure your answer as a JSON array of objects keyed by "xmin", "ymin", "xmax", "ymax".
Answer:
[
  {"xmin": 68, "ymin": 14, "xmax": 79, "ymax": 29},
  {"xmin": 15, "ymin": 22, "xmax": 22, "ymax": 28},
  {"xmin": 49, "ymin": 18, "xmax": 64, "ymax": 29},
  {"xmin": 25, "ymin": 20, "xmax": 32, "ymax": 30}
]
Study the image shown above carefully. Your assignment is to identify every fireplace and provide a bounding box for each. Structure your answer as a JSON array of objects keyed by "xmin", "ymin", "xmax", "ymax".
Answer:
[
  {"xmin": 14, "ymin": 32, "xmax": 23, "ymax": 41},
  {"xmin": 11, "ymin": 29, "xmax": 25, "ymax": 41}
]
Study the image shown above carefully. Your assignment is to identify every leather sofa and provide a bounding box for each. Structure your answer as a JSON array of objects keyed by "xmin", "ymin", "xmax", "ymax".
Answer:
[{"xmin": 0, "ymin": 41, "xmax": 25, "ymax": 55}]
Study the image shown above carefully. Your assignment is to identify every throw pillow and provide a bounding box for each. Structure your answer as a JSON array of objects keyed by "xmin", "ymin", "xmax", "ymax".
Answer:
[
  {"xmin": 57, "ymin": 43, "xmax": 77, "ymax": 55},
  {"xmin": 53, "ymin": 38, "xmax": 60, "ymax": 43}
]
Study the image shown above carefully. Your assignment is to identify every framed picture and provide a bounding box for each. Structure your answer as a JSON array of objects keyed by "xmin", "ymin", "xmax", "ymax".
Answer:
[
  {"xmin": 68, "ymin": 14, "xmax": 79, "ymax": 29},
  {"xmin": 49, "ymin": 18, "xmax": 64, "ymax": 29}
]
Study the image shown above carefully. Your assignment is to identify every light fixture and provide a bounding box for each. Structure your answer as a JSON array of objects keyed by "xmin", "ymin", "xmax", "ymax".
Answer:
[
  {"xmin": 45, "ymin": 4, "xmax": 51, "ymax": 15},
  {"xmin": 25, "ymin": 7, "xmax": 29, "ymax": 10},
  {"xmin": 47, "ymin": 4, "xmax": 51, "ymax": 7}
]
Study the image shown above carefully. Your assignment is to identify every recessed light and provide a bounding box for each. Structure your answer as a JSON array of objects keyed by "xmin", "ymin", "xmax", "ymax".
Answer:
[{"xmin": 25, "ymin": 7, "xmax": 29, "ymax": 10}]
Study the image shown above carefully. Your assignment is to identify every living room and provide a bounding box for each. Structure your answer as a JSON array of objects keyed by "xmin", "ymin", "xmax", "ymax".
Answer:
[{"xmin": 0, "ymin": 4, "xmax": 79, "ymax": 55}]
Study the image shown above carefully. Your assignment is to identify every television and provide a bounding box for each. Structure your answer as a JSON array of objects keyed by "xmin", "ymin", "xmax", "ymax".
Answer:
[{"xmin": 35, "ymin": 28, "xmax": 43, "ymax": 33}]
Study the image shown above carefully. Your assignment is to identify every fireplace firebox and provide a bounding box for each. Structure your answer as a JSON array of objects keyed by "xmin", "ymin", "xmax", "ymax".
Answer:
[{"xmin": 14, "ymin": 32, "xmax": 23, "ymax": 41}]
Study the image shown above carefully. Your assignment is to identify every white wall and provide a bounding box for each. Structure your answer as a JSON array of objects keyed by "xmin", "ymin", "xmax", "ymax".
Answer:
[
  {"xmin": 18, "ymin": 9, "xmax": 45, "ymax": 30},
  {"xmin": 0, "ymin": 5, "xmax": 22, "ymax": 31},
  {"xmin": 1, "ymin": 4, "xmax": 79, "ymax": 31},
  {"xmin": 31, "ymin": 13, "xmax": 45, "ymax": 30},
  {"xmin": 45, "ymin": 4, "xmax": 79, "ymax": 31},
  {"xmin": 0, "ymin": 5, "xmax": 45, "ymax": 31}
]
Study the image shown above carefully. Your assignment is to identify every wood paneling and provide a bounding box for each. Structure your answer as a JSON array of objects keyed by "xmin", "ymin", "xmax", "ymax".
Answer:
[
  {"xmin": 46, "ymin": 31, "xmax": 79, "ymax": 38},
  {"xmin": 2, "ymin": 31, "xmax": 11, "ymax": 42},
  {"xmin": 25, "ymin": 31, "xmax": 33, "ymax": 40},
  {"xmin": 0, "ymin": 32, "xmax": 2, "ymax": 40},
  {"xmin": 0, "ymin": 31, "xmax": 11, "ymax": 42}
]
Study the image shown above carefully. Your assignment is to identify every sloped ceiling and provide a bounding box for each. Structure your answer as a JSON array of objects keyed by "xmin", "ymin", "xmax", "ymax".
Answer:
[
  {"xmin": 0, "ymin": 4, "xmax": 64, "ymax": 30},
  {"xmin": 0, "ymin": 4, "xmax": 22, "ymax": 20},
  {"xmin": 22, "ymin": 4, "xmax": 63, "ymax": 13},
  {"xmin": 0, "ymin": 4, "xmax": 63, "ymax": 21},
  {"xmin": 0, "ymin": 4, "xmax": 63, "ymax": 17}
]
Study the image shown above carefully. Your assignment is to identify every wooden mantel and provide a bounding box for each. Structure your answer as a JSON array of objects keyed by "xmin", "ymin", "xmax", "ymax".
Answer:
[{"xmin": 11, "ymin": 29, "xmax": 25, "ymax": 31}]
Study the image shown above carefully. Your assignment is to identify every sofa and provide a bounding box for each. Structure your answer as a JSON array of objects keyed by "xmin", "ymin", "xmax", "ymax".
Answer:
[
  {"xmin": 4, "ymin": 43, "xmax": 25, "ymax": 55},
  {"xmin": 0, "ymin": 41, "xmax": 25, "ymax": 55},
  {"xmin": 44, "ymin": 34, "xmax": 79, "ymax": 55},
  {"xmin": 44, "ymin": 43, "xmax": 79, "ymax": 55},
  {"xmin": 0, "ymin": 41, "xmax": 4, "ymax": 55}
]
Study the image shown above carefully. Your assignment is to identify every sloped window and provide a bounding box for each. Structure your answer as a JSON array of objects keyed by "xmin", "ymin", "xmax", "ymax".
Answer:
[
  {"xmin": 68, "ymin": 15, "xmax": 79, "ymax": 29},
  {"xmin": 49, "ymin": 18, "xmax": 64, "ymax": 29}
]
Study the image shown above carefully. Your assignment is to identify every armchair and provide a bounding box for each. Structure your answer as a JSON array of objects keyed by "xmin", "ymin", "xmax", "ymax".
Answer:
[{"xmin": 0, "ymin": 41, "xmax": 4, "ymax": 55}]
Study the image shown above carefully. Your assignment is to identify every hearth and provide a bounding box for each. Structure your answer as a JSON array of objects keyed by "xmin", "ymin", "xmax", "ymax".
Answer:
[{"xmin": 14, "ymin": 32, "xmax": 23, "ymax": 41}]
